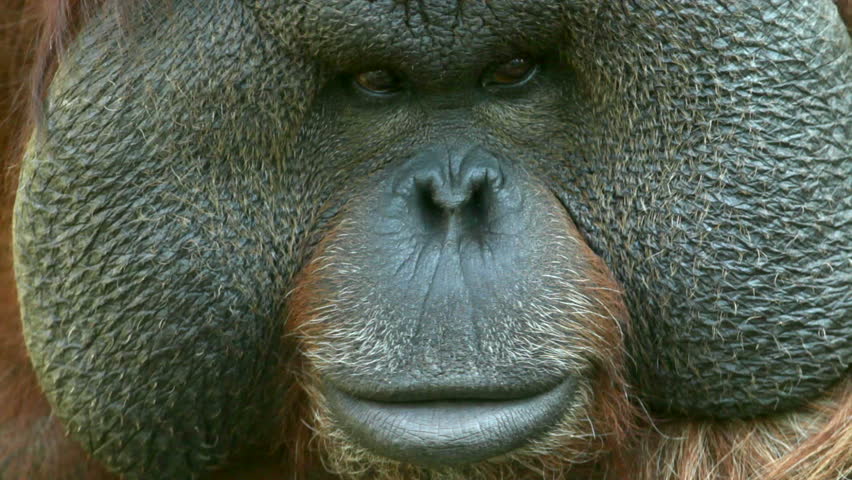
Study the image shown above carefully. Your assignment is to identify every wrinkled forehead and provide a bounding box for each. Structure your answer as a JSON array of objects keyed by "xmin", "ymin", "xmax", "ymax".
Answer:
[{"xmin": 292, "ymin": 0, "xmax": 576, "ymax": 74}]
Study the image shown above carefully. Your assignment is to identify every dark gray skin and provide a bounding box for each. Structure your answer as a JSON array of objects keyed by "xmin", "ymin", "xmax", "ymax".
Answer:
[{"xmin": 13, "ymin": 0, "xmax": 851, "ymax": 478}]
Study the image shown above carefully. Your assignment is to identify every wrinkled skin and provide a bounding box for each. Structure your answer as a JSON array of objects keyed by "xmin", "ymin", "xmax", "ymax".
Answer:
[{"xmin": 11, "ymin": 0, "xmax": 851, "ymax": 478}]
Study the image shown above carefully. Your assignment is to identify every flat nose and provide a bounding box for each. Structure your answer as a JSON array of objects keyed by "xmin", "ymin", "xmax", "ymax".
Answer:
[{"xmin": 397, "ymin": 145, "xmax": 507, "ymax": 241}]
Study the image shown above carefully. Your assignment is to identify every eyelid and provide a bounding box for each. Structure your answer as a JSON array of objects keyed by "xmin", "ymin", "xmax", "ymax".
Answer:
[
  {"xmin": 353, "ymin": 70, "xmax": 403, "ymax": 95},
  {"xmin": 482, "ymin": 60, "xmax": 540, "ymax": 89}
]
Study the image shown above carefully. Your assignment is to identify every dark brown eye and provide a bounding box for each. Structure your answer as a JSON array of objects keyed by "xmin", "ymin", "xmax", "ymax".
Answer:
[
  {"xmin": 484, "ymin": 57, "xmax": 538, "ymax": 87},
  {"xmin": 353, "ymin": 69, "xmax": 403, "ymax": 94}
]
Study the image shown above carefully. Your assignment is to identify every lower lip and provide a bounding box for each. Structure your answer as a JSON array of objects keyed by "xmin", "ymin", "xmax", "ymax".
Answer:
[{"xmin": 322, "ymin": 378, "xmax": 577, "ymax": 467}]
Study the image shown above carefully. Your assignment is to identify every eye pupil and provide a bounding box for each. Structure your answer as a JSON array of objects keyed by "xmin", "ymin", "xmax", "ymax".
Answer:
[
  {"xmin": 354, "ymin": 70, "xmax": 402, "ymax": 94},
  {"xmin": 488, "ymin": 57, "xmax": 537, "ymax": 86}
]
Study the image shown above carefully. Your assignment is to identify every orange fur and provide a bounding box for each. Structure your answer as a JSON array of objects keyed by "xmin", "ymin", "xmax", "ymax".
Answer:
[{"xmin": 631, "ymin": 378, "xmax": 851, "ymax": 480}]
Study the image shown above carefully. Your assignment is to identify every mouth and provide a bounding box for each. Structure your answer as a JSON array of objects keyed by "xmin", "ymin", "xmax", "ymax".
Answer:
[{"xmin": 322, "ymin": 377, "xmax": 577, "ymax": 467}]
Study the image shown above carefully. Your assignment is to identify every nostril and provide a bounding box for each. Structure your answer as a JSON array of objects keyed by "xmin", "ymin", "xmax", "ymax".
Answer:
[
  {"xmin": 414, "ymin": 172, "xmax": 497, "ymax": 241},
  {"xmin": 400, "ymin": 146, "xmax": 509, "ymax": 240},
  {"xmin": 461, "ymin": 181, "xmax": 488, "ymax": 233},
  {"xmin": 416, "ymin": 181, "xmax": 448, "ymax": 233}
]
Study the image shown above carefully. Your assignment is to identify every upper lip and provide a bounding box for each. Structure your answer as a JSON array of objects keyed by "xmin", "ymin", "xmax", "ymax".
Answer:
[{"xmin": 323, "ymin": 373, "xmax": 567, "ymax": 402}]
